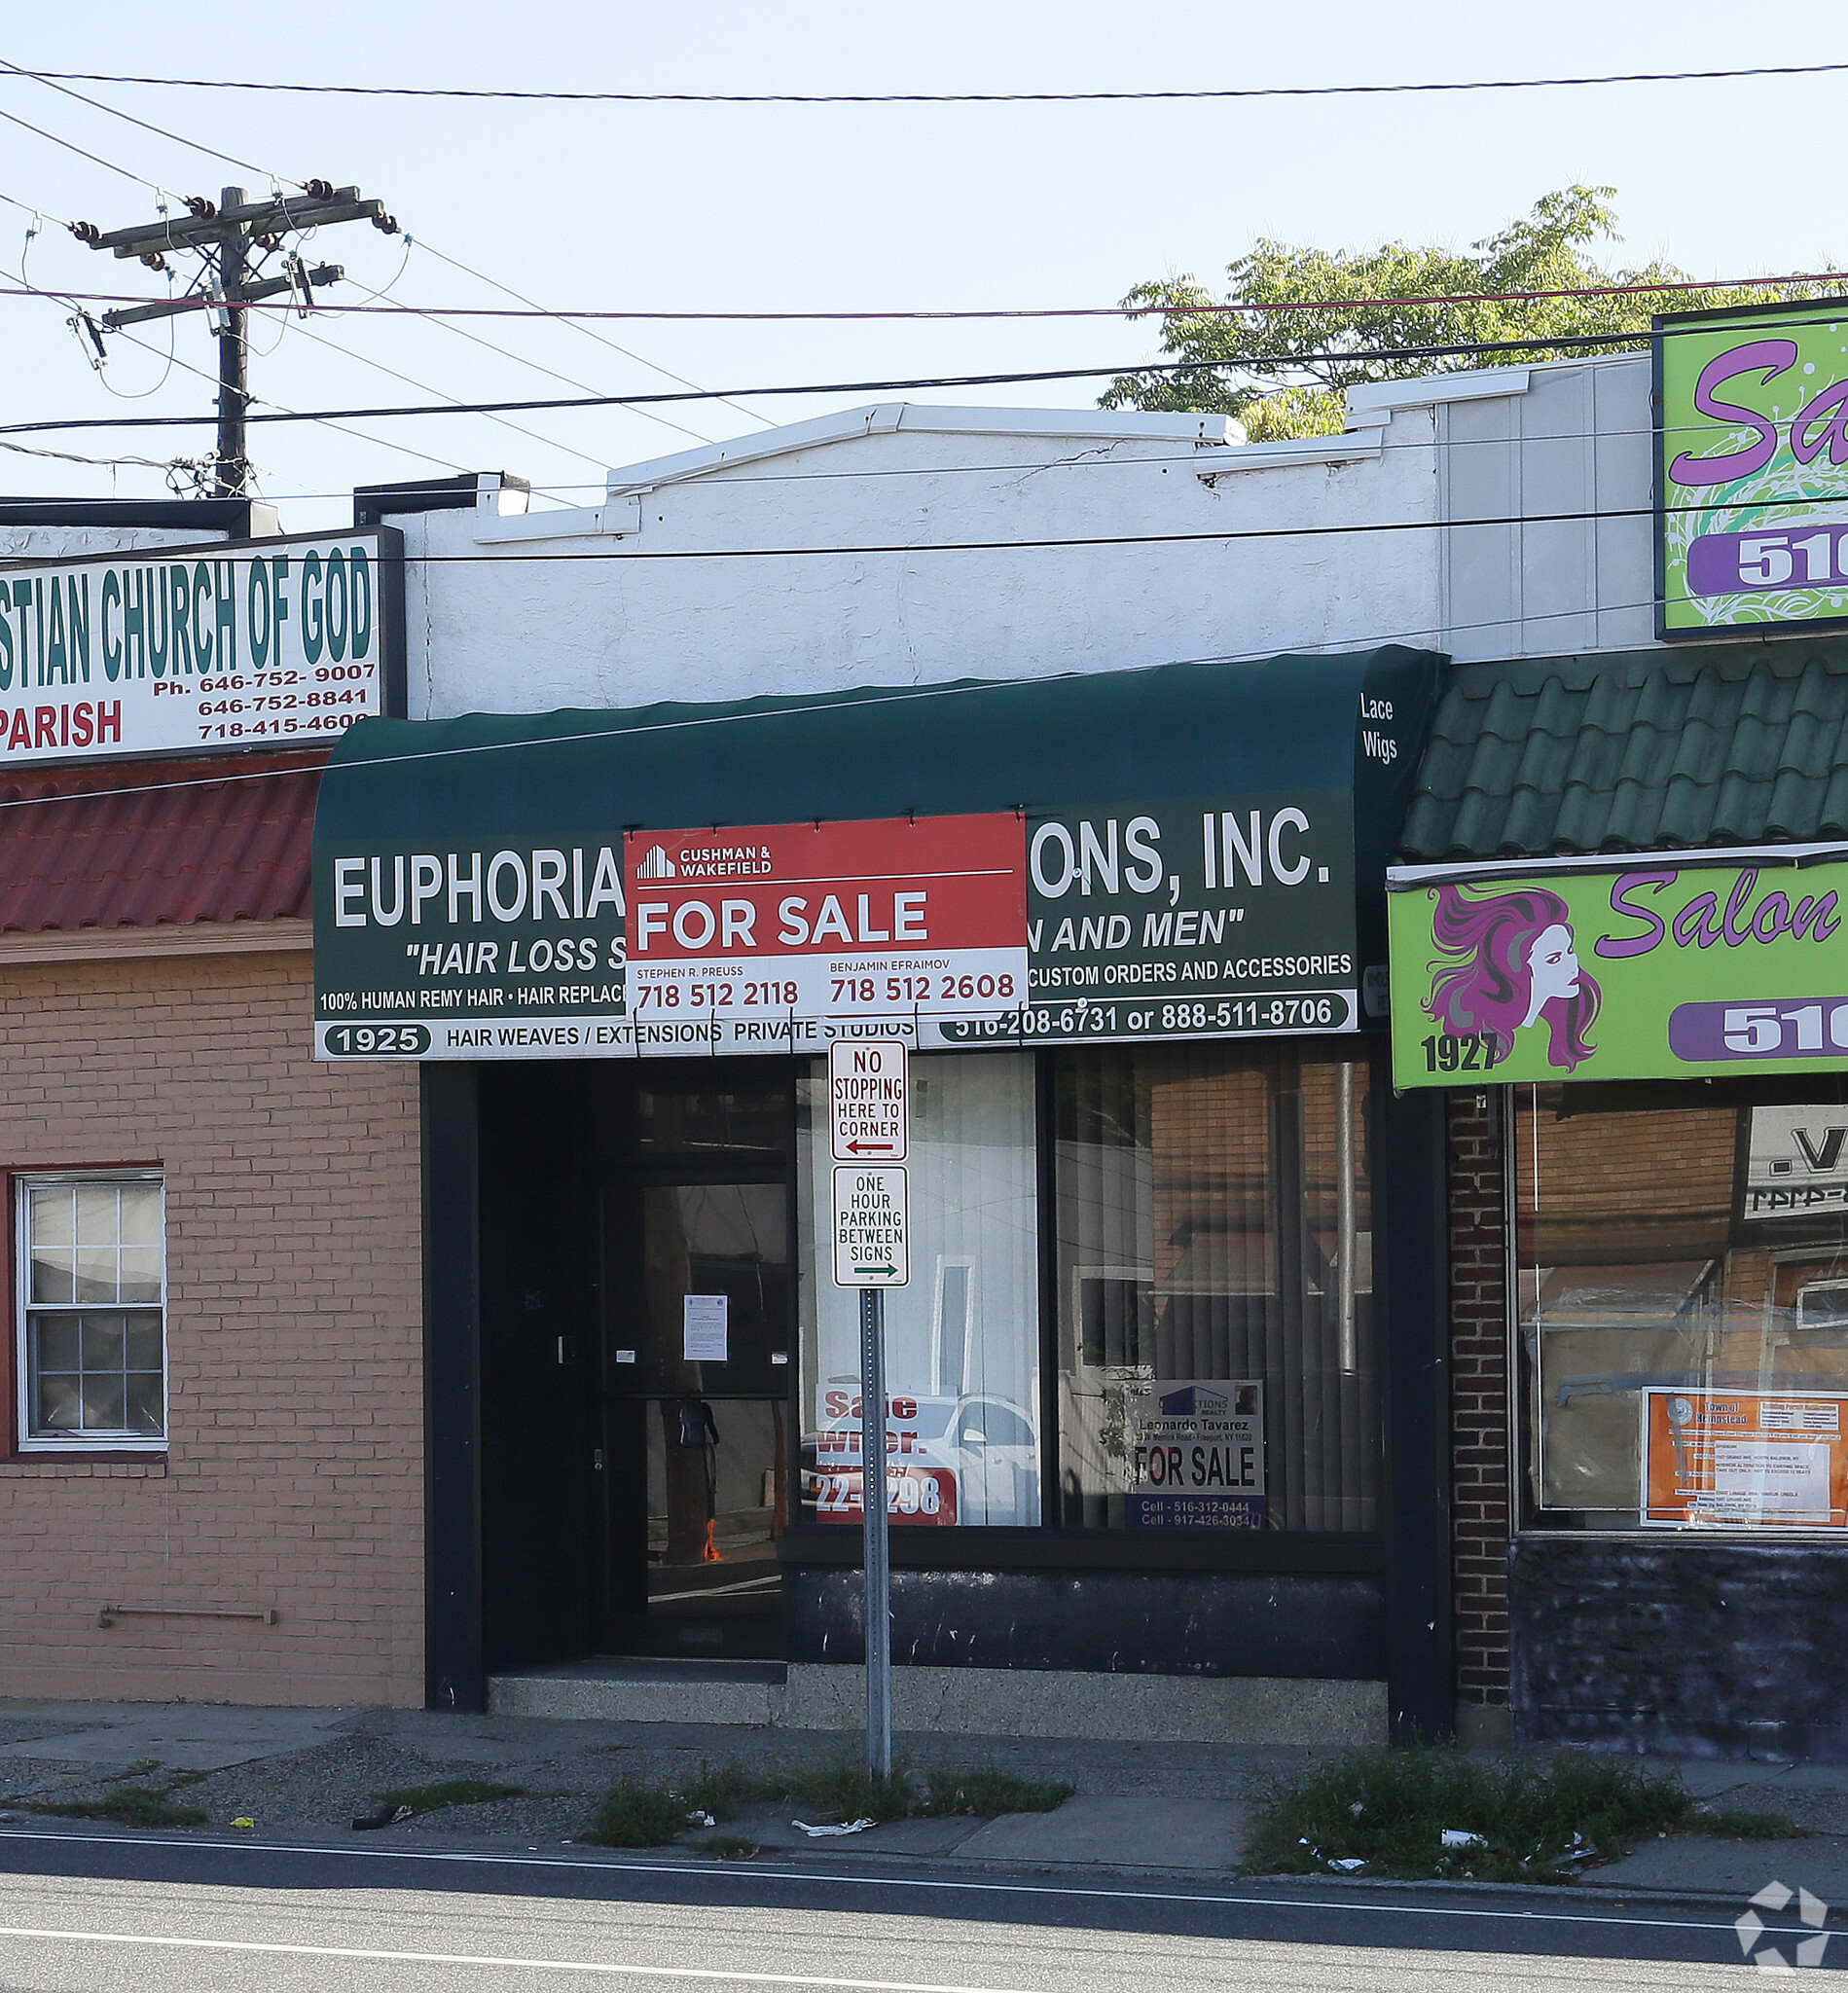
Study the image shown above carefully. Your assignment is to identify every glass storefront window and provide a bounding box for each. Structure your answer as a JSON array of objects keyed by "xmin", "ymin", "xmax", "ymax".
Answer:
[
  {"xmin": 1053, "ymin": 1043, "xmax": 1376, "ymax": 1531},
  {"xmin": 1516, "ymin": 1079, "xmax": 1848, "ymax": 1529},
  {"xmin": 797, "ymin": 1051, "xmax": 1040, "ymax": 1527}
]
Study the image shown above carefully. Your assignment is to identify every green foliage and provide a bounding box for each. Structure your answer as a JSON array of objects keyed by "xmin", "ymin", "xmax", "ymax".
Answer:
[
  {"xmin": 691, "ymin": 1832, "xmax": 761, "ymax": 1860},
  {"xmin": 1102, "ymin": 186, "xmax": 1848, "ymax": 437},
  {"xmin": 916, "ymin": 1768, "xmax": 1075, "ymax": 1816},
  {"xmin": 35, "ymin": 1786, "xmax": 207, "ymax": 1829},
  {"xmin": 585, "ymin": 1755, "xmax": 1074, "ymax": 1847},
  {"xmin": 582, "ymin": 1776, "xmax": 700, "ymax": 1848},
  {"xmin": 682, "ymin": 1759, "xmax": 769, "ymax": 1823},
  {"xmin": 774, "ymin": 1754, "xmax": 916, "ymax": 1824},
  {"xmin": 370, "ymin": 1779, "xmax": 524, "ymax": 1817},
  {"xmin": 1241, "ymin": 1748, "xmax": 1786, "ymax": 1883}
]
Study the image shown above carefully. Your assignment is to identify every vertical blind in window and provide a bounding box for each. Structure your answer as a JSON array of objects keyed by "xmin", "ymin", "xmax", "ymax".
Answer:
[{"xmin": 1054, "ymin": 1044, "xmax": 1375, "ymax": 1530}]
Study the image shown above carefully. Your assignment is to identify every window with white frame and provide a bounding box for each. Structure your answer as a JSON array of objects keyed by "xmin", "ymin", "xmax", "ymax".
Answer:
[{"xmin": 17, "ymin": 1174, "xmax": 165, "ymax": 1449}]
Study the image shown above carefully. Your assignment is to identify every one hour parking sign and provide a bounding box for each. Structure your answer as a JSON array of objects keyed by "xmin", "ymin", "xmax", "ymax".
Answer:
[
  {"xmin": 829, "ymin": 1039, "xmax": 910, "ymax": 1286},
  {"xmin": 831, "ymin": 1165, "xmax": 910, "ymax": 1286}
]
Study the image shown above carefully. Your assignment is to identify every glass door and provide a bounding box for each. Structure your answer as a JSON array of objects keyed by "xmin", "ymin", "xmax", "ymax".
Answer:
[{"xmin": 596, "ymin": 1066, "xmax": 793, "ymax": 1659}]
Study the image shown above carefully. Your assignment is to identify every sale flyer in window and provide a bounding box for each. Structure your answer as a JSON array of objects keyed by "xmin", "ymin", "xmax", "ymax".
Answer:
[{"xmin": 1643, "ymin": 1389, "xmax": 1848, "ymax": 1529}]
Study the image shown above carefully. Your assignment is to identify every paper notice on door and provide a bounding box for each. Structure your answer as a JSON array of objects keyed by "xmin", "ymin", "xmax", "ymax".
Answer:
[{"xmin": 682, "ymin": 1293, "xmax": 729, "ymax": 1362}]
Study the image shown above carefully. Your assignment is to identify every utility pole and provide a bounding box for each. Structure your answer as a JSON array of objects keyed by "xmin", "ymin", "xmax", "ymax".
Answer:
[{"xmin": 69, "ymin": 180, "xmax": 399, "ymax": 497}]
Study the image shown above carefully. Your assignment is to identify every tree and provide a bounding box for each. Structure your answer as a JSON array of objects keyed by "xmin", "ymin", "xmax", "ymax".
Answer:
[{"xmin": 1101, "ymin": 187, "xmax": 1843, "ymax": 440}]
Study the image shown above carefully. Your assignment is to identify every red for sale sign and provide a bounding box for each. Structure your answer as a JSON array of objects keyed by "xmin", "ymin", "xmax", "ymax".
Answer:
[{"xmin": 624, "ymin": 814, "xmax": 1028, "ymax": 1025}]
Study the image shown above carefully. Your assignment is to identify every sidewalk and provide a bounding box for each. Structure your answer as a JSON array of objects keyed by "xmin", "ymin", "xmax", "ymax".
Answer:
[{"xmin": 0, "ymin": 1696, "xmax": 1842, "ymax": 1904}]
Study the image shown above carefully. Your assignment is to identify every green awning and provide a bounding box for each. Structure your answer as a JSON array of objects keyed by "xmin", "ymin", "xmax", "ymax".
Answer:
[
  {"xmin": 316, "ymin": 647, "xmax": 1439, "ymax": 846},
  {"xmin": 310, "ymin": 648, "xmax": 1442, "ymax": 1060}
]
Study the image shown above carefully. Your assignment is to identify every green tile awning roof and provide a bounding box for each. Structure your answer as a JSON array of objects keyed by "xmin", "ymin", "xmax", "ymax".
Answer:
[{"xmin": 1398, "ymin": 637, "xmax": 1848, "ymax": 863}]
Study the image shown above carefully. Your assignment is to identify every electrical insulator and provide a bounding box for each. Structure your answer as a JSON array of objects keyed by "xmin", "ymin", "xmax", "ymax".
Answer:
[
  {"xmin": 139, "ymin": 251, "xmax": 168, "ymax": 272},
  {"xmin": 68, "ymin": 220, "xmax": 101, "ymax": 245},
  {"xmin": 253, "ymin": 234, "xmax": 280, "ymax": 251},
  {"xmin": 304, "ymin": 178, "xmax": 336, "ymax": 201},
  {"xmin": 373, "ymin": 213, "xmax": 400, "ymax": 236},
  {"xmin": 184, "ymin": 196, "xmax": 217, "ymax": 220}
]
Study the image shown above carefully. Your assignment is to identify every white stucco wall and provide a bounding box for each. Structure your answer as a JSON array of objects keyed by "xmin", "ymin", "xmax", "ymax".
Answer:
[
  {"xmin": 400, "ymin": 404, "xmax": 1450, "ymax": 720},
  {"xmin": 390, "ymin": 360, "xmax": 1673, "ymax": 721}
]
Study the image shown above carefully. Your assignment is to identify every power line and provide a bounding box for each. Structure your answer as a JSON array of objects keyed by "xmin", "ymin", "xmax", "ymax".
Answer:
[
  {"xmin": 9, "ymin": 265, "xmax": 1848, "ymax": 321},
  {"xmin": 9, "ymin": 59, "xmax": 1848, "ymax": 104},
  {"xmin": 0, "ymin": 323, "xmax": 1792, "ymax": 437},
  {"xmin": 375, "ymin": 249, "xmax": 719, "ymax": 448},
  {"xmin": 325, "ymin": 490, "xmax": 1848, "ymax": 563},
  {"xmin": 280, "ymin": 312, "xmax": 618, "ymax": 480},
  {"xmin": 0, "ymin": 409, "xmax": 1752, "ymax": 503},
  {"xmin": 0, "ymin": 99, "xmax": 171, "ymax": 197},
  {"xmin": 0, "ymin": 69, "xmax": 753, "ymax": 450},
  {"xmin": 94, "ymin": 312, "xmax": 472, "ymax": 482},
  {"xmin": 5, "ymin": 493, "xmax": 1830, "ymax": 566},
  {"xmin": 4, "ymin": 61, "xmax": 757, "ymax": 443},
  {"xmin": 411, "ymin": 240, "xmax": 760, "ymax": 440},
  {"xmin": 0, "ymin": 55, "xmax": 303, "ymax": 192}
]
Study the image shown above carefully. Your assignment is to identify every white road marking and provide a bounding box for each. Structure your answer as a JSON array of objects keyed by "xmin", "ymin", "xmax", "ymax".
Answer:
[
  {"xmin": 0, "ymin": 1922, "xmax": 1033, "ymax": 1988},
  {"xmin": 0, "ymin": 1826, "xmax": 1795, "ymax": 1943}
]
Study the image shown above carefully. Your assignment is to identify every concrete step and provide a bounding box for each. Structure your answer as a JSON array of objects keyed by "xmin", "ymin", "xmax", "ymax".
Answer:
[
  {"xmin": 489, "ymin": 1656, "xmax": 785, "ymax": 1723},
  {"xmin": 487, "ymin": 1659, "xmax": 1386, "ymax": 1744}
]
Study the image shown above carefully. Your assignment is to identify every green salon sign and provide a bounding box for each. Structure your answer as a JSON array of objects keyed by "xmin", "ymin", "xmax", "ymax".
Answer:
[
  {"xmin": 1389, "ymin": 857, "xmax": 1848, "ymax": 1086},
  {"xmin": 1658, "ymin": 302, "xmax": 1848, "ymax": 637}
]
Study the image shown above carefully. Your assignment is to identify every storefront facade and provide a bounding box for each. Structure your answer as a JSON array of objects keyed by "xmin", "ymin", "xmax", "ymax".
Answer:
[
  {"xmin": 313, "ymin": 640, "xmax": 1457, "ymax": 1740},
  {"xmin": 1389, "ymin": 296, "xmax": 1848, "ymax": 1757}
]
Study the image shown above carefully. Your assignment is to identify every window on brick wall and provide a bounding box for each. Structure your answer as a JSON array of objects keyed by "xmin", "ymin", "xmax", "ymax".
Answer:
[
  {"xmin": 15, "ymin": 1174, "xmax": 165, "ymax": 1452},
  {"xmin": 1515, "ymin": 1078, "xmax": 1848, "ymax": 1530}
]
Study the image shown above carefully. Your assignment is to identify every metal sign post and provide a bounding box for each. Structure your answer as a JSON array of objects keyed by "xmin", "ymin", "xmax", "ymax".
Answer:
[
  {"xmin": 829, "ymin": 1038, "xmax": 909, "ymax": 1780},
  {"xmin": 858, "ymin": 1286, "xmax": 891, "ymax": 1777}
]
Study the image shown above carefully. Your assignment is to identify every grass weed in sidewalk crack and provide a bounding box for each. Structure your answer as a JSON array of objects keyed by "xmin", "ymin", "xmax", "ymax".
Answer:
[{"xmin": 1244, "ymin": 1749, "xmax": 1803, "ymax": 1885}]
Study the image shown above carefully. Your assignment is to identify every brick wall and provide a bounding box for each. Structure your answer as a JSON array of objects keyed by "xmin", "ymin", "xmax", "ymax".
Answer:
[
  {"xmin": 1449, "ymin": 1090, "xmax": 1510, "ymax": 1709},
  {"xmin": 0, "ymin": 946, "xmax": 423, "ymax": 1706}
]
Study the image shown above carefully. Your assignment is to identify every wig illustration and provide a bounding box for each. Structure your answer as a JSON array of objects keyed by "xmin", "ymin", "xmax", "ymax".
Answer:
[{"xmin": 1424, "ymin": 883, "xmax": 1601, "ymax": 1070}]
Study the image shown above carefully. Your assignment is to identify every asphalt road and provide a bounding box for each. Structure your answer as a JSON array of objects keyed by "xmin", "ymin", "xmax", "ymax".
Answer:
[{"xmin": 0, "ymin": 1826, "xmax": 1829, "ymax": 1989}]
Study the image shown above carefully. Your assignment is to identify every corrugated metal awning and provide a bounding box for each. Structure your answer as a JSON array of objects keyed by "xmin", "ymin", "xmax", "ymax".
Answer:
[{"xmin": 0, "ymin": 752, "xmax": 322, "ymax": 934}]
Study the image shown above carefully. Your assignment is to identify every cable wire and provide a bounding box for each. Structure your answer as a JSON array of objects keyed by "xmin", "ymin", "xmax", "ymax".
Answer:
[
  {"xmin": 280, "ymin": 312, "xmax": 620, "ymax": 480},
  {"xmin": 383, "ymin": 247, "xmax": 717, "ymax": 448},
  {"xmin": 412, "ymin": 239, "xmax": 753, "ymax": 439},
  {"xmin": 0, "ymin": 100, "xmax": 172, "ymax": 196},
  {"xmin": 9, "ymin": 264, "xmax": 1848, "ymax": 321},
  {"xmin": 10, "ymin": 58, "xmax": 1848, "ymax": 103},
  {"xmin": 0, "ymin": 66, "xmax": 759, "ymax": 444},
  {"xmin": 0, "ymin": 320, "xmax": 1800, "ymax": 436},
  {"xmin": 0, "ymin": 54, "xmax": 302, "ymax": 191}
]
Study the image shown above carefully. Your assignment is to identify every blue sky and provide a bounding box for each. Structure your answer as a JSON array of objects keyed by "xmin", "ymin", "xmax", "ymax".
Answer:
[{"xmin": 4, "ymin": 0, "xmax": 1847, "ymax": 525}]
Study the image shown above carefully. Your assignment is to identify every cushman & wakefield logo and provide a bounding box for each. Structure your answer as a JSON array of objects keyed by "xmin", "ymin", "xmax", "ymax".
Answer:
[{"xmin": 1736, "ymin": 1880, "xmax": 1830, "ymax": 1970}]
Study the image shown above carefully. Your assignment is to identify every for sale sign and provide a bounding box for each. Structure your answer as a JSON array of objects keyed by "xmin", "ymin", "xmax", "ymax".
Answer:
[
  {"xmin": 624, "ymin": 813, "xmax": 1028, "ymax": 1032},
  {"xmin": 1125, "ymin": 1379, "xmax": 1266, "ymax": 1529},
  {"xmin": 0, "ymin": 529, "xmax": 402, "ymax": 765}
]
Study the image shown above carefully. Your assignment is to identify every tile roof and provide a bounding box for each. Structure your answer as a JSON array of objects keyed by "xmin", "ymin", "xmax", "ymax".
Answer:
[
  {"xmin": 1399, "ymin": 637, "xmax": 1848, "ymax": 862},
  {"xmin": 0, "ymin": 752, "xmax": 322, "ymax": 934}
]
